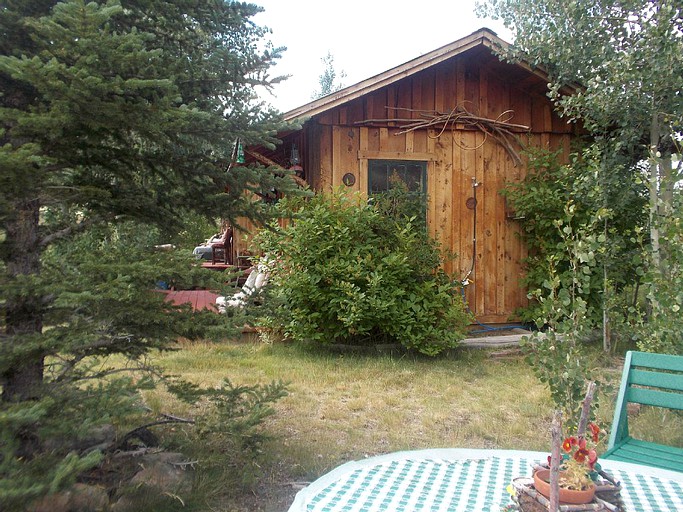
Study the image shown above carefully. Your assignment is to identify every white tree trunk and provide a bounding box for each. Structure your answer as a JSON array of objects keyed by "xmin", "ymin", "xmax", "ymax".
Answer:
[{"xmin": 649, "ymin": 111, "xmax": 661, "ymax": 272}]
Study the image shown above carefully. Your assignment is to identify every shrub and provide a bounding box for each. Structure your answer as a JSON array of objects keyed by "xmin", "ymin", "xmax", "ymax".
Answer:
[
  {"xmin": 635, "ymin": 199, "xmax": 683, "ymax": 355},
  {"xmin": 518, "ymin": 202, "xmax": 608, "ymax": 426},
  {"xmin": 254, "ymin": 189, "xmax": 471, "ymax": 355},
  {"xmin": 502, "ymin": 146, "xmax": 646, "ymax": 326}
]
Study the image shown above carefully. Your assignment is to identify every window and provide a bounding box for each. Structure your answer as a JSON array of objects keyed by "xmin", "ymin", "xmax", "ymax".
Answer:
[
  {"xmin": 368, "ymin": 160, "xmax": 427, "ymax": 195},
  {"xmin": 368, "ymin": 160, "xmax": 427, "ymax": 225}
]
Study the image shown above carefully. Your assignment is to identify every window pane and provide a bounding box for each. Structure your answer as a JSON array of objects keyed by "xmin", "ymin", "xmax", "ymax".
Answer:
[
  {"xmin": 368, "ymin": 160, "xmax": 428, "ymax": 227},
  {"xmin": 369, "ymin": 164, "xmax": 388, "ymax": 193},
  {"xmin": 388, "ymin": 164, "xmax": 406, "ymax": 189},
  {"xmin": 369, "ymin": 160, "xmax": 426, "ymax": 194},
  {"xmin": 405, "ymin": 164, "xmax": 423, "ymax": 192}
]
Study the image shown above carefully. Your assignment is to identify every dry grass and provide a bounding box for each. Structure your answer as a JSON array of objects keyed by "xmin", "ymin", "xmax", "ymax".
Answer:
[
  {"xmin": 143, "ymin": 339, "xmax": 682, "ymax": 511},
  {"xmin": 628, "ymin": 405, "xmax": 683, "ymax": 448},
  {"xmin": 152, "ymin": 343, "xmax": 556, "ymax": 478}
]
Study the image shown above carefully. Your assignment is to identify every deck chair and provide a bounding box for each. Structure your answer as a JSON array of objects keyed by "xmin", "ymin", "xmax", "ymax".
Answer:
[
  {"xmin": 215, "ymin": 264, "xmax": 268, "ymax": 312},
  {"xmin": 211, "ymin": 226, "xmax": 233, "ymax": 265},
  {"xmin": 602, "ymin": 350, "xmax": 683, "ymax": 472}
]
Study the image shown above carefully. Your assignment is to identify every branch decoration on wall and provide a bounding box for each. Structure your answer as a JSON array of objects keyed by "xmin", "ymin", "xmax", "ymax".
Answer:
[{"xmin": 356, "ymin": 104, "xmax": 530, "ymax": 166}]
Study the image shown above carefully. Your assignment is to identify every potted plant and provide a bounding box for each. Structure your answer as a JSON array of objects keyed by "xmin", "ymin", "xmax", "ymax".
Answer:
[{"xmin": 534, "ymin": 422, "xmax": 603, "ymax": 504}]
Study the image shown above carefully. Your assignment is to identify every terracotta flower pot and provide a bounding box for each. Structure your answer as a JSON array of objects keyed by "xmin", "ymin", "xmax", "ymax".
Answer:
[{"xmin": 533, "ymin": 469, "xmax": 596, "ymax": 505}]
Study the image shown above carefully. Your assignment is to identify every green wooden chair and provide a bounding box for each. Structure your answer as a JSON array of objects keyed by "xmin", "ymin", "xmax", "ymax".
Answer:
[{"xmin": 602, "ymin": 350, "xmax": 683, "ymax": 472}]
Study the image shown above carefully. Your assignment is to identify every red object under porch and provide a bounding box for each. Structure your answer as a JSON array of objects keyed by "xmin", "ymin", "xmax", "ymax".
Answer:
[{"xmin": 160, "ymin": 290, "xmax": 221, "ymax": 312}]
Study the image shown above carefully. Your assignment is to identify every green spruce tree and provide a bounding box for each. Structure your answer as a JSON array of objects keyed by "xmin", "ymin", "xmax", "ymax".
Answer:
[{"xmin": 0, "ymin": 1, "xmax": 297, "ymax": 507}]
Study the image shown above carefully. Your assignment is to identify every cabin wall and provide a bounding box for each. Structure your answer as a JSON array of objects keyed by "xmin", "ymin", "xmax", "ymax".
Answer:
[{"xmin": 303, "ymin": 53, "xmax": 575, "ymax": 323}]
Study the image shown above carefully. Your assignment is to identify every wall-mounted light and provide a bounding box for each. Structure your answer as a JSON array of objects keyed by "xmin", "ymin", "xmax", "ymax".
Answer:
[
  {"xmin": 290, "ymin": 144, "xmax": 300, "ymax": 165},
  {"xmin": 289, "ymin": 143, "xmax": 303, "ymax": 175}
]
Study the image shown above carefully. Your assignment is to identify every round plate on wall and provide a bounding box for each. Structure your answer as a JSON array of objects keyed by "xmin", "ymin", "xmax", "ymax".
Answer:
[{"xmin": 342, "ymin": 173, "xmax": 356, "ymax": 186}]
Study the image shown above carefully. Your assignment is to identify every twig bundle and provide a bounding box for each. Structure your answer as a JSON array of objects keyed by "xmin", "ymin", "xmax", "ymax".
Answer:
[{"xmin": 356, "ymin": 104, "xmax": 530, "ymax": 166}]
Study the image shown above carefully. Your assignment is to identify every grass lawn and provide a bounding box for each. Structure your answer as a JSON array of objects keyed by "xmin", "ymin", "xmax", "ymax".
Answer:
[{"xmin": 142, "ymin": 339, "xmax": 679, "ymax": 512}]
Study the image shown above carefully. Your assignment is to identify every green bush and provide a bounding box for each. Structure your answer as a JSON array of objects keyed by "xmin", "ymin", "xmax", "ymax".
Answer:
[
  {"xmin": 502, "ymin": 146, "xmax": 646, "ymax": 326},
  {"xmin": 254, "ymin": 189, "xmax": 471, "ymax": 355},
  {"xmin": 636, "ymin": 200, "xmax": 683, "ymax": 355},
  {"xmin": 518, "ymin": 202, "xmax": 609, "ymax": 426}
]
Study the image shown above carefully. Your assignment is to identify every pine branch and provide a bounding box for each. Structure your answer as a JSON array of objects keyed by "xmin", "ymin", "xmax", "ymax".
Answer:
[
  {"xmin": 39, "ymin": 218, "xmax": 95, "ymax": 248},
  {"xmin": 51, "ymin": 358, "xmax": 162, "ymax": 384}
]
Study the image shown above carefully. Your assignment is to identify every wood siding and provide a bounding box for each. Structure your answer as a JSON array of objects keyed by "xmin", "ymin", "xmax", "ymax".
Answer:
[{"xmin": 296, "ymin": 50, "xmax": 575, "ymax": 324}]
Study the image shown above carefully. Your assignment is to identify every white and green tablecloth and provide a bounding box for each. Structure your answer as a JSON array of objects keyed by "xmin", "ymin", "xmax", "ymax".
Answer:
[{"xmin": 287, "ymin": 449, "xmax": 683, "ymax": 512}]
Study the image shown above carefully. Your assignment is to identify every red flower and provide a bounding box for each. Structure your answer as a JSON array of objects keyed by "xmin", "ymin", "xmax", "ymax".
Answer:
[
  {"xmin": 588, "ymin": 449, "xmax": 598, "ymax": 470},
  {"xmin": 548, "ymin": 424, "xmax": 602, "ymax": 483},
  {"xmin": 574, "ymin": 448, "xmax": 589, "ymax": 463},
  {"xmin": 588, "ymin": 423, "xmax": 600, "ymax": 443},
  {"xmin": 562, "ymin": 437, "xmax": 578, "ymax": 452}
]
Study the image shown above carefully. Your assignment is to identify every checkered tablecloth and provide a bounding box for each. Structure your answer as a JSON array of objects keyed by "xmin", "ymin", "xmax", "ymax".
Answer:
[
  {"xmin": 288, "ymin": 450, "xmax": 683, "ymax": 512},
  {"xmin": 607, "ymin": 467, "xmax": 683, "ymax": 512}
]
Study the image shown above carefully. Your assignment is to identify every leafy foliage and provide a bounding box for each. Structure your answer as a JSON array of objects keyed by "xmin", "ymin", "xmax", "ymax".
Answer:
[
  {"xmin": 254, "ymin": 190, "xmax": 471, "ymax": 355},
  {"xmin": 0, "ymin": 0, "xmax": 296, "ymax": 506},
  {"xmin": 635, "ymin": 198, "xmax": 683, "ymax": 355},
  {"xmin": 480, "ymin": 0, "xmax": 683, "ymax": 355},
  {"xmin": 521, "ymin": 330, "xmax": 590, "ymax": 429},
  {"xmin": 311, "ymin": 51, "xmax": 347, "ymax": 99},
  {"xmin": 519, "ymin": 201, "xmax": 610, "ymax": 426},
  {"xmin": 503, "ymin": 147, "xmax": 647, "ymax": 325}
]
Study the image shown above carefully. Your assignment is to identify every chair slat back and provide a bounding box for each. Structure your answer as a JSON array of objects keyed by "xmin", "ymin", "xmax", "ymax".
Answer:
[
  {"xmin": 629, "ymin": 350, "xmax": 683, "ymax": 372},
  {"xmin": 604, "ymin": 351, "xmax": 683, "ymax": 471},
  {"xmin": 625, "ymin": 352, "xmax": 683, "ymax": 410},
  {"xmin": 628, "ymin": 368, "xmax": 683, "ymax": 391},
  {"xmin": 607, "ymin": 350, "xmax": 683, "ymax": 451},
  {"xmin": 220, "ymin": 226, "xmax": 233, "ymax": 244},
  {"xmin": 628, "ymin": 386, "xmax": 683, "ymax": 410}
]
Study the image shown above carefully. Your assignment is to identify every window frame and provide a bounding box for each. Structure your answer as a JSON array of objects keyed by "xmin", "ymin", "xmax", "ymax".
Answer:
[{"xmin": 367, "ymin": 159, "xmax": 428, "ymax": 196}]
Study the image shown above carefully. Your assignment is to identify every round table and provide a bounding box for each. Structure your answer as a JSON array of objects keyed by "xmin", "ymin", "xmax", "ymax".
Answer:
[{"xmin": 287, "ymin": 449, "xmax": 683, "ymax": 512}]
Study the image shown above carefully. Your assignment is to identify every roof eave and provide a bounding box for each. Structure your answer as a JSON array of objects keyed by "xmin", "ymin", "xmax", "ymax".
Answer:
[{"xmin": 282, "ymin": 28, "xmax": 559, "ymax": 123}]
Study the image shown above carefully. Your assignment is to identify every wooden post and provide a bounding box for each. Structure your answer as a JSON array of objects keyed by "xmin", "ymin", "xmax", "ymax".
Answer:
[
  {"xmin": 549, "ymin": 410, "xmax": 562, "ymax": 512},
  {"xmin": 577, "ymin": 381, "xmax": 597, "ymax": 439}
]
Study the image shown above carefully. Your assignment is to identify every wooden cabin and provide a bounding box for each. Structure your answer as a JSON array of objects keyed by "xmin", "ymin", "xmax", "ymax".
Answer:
[{"xmin": 239, "ymin": 28, "xmax": 578, "ymax": 324}]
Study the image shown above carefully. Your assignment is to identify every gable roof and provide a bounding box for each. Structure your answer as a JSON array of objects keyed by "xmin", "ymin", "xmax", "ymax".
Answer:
[{"xmin": 283, "ymin": 27, "xmax": 554, "ymax": 122}]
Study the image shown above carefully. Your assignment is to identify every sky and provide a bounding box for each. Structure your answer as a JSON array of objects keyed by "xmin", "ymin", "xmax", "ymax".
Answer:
[{"xmin": 253, "ymin": 0, "xmax": 513, "ymax": 112}]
